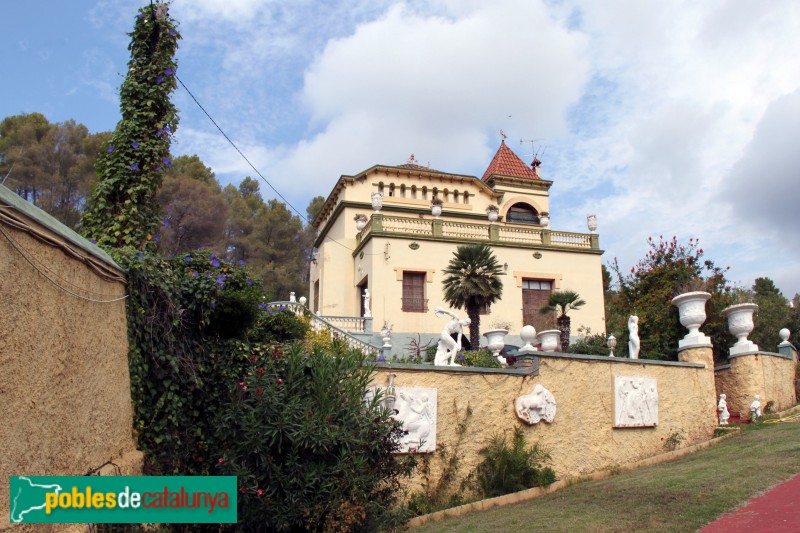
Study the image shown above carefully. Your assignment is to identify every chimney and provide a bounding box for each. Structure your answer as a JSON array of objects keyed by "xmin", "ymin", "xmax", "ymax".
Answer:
[{"xmin": 532, "ymin": 157, "xmax": 541, "ymax": 178}]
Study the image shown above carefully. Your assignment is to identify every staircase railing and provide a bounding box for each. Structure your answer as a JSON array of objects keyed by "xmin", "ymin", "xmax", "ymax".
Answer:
[{"xmin": 265, "ymin": 302, "xmax": 382, "ymax": 357}]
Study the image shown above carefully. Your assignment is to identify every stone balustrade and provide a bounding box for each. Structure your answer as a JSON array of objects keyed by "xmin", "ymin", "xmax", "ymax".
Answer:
[{"xmin": 355, "ymin": 213, "xmax": 599, "ymax": 251}]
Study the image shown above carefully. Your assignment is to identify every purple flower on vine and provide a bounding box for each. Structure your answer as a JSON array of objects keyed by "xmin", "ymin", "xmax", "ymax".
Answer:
[
  {"xmin": 164, "ymin": 68, "xmax": 174, "ymax": 75},
  {"xmin": 377, "ymin": 355, "xmax": 386, "ymax": 363},
  {"xmin": 238, "ymin": 259, "xmax": 246, "ymax": 266},
  {"xmin": 162, "ymin": 157, "xmax": 172, "ymax": 168},
  {"xmin": 131, "ymin": 141, "xmax": 139, "ymax": 149},
  {"xmin": 191, "ymin": 271, "xmax": 198, "ymax": 277},
  {"xmin": 162, "ymin": 218, "xmax": 169, "ymax": 228},
  {"xmin": 137, "ymin": 252, "xmax": 144, "ymax": 259},
  {"xmin": 137, "ymin": 14, "xmax": 142, "ymax": 20},
  {"xmin": 156, "ymin": 167, "xmax": 162, "ymax": 171},
  {"xmin": 185, "ymin": 256, "xmax": 192, "ymax": 262},
  {"xmin": 107, "ymin": 146, "xmax": 114, "ymax": 153},
  {"xmin": 153, "ymin": 235, "xmax": 160, "ymax": 242},
  {"xmin": 91, "ymin": 239, "xmax": 97, "ymax": 244},
  {"xmin": 216, "ymin": 274, "xmax": 227, "ymax": 287},
  {"xmin": 211, "ymin": 256, "xmax": 221, "ymax": 268},
  {"xmin": 169, "ymin": 29, "xmax": 176, "ymax": 36},
  {"xmin": 131, "ymin": 163, "xmax": 139, "ymax": 171},
  {"xmin": 247, "ymin": 279, "xmax": 253, "ymax": 286},
  {"xmin": 279, "ymin": 305, "xmax": 286, "ymax": 311},
  {"xmin": 156, "ymin": 76, "xmax": 163, "ymax": 84}
]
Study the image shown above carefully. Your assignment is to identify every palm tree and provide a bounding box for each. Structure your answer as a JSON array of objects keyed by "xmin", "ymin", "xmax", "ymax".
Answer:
[
  {"xmin": 442, "ymin": 243, "xmax": 504, "ymax": 348},
  {"xmin": 540, "ymin": 290, "xmax": 586, "ymax": 352}
]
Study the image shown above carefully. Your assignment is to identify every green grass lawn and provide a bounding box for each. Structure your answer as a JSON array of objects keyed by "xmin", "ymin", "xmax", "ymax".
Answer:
[{"xmin": 411, "ymin": 421, "xmax": 800, "ymax": 532}]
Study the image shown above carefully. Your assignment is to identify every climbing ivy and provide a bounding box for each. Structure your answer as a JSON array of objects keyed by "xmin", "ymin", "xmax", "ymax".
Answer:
[{"xmin": 81, "ymin": 1, "xmax": 180, "ymax": 248}]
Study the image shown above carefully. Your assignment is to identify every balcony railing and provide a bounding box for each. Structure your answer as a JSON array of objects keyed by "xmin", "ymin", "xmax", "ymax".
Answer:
[
  {"xmin": 401, "ymin": 297, "xmax": 428, "ymax": 312},
  {"xmin": 356, "ymin": 214, "xmax": 599, "ymax": 251}
]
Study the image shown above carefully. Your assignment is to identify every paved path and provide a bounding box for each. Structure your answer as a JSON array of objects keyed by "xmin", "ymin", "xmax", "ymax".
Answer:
[{"xmin": 701, "ymin": 473, "xmax": 800, "ymax": 532}]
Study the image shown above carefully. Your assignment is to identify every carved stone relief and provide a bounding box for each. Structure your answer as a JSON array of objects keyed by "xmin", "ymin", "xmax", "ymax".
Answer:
[
  {"xmin": 614, "ymin": 376, "xmax": 658, "ymax": 427},
  {"xmin": 369, "ymin": 385, "xmax": 437, "ymax": 453},
  {"xmin": 515, "ymin": 384, "xmax": 557, "ymax": 425}
]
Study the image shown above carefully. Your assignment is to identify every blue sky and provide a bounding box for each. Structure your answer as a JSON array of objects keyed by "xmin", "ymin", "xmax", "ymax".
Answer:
[{"xmin": 2, "ymin": 0, "xmax": 800, "ymax": 302}]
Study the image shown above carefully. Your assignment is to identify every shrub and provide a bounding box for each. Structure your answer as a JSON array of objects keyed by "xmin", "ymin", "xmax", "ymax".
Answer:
[
  {"xmin": 474, "ymin": 427, "xmax": 555, "ymax": 498},
  {"xmin": 214, "ymin": 342, "xmax": 414, "ymax": 531},
  {"xmin": 568, "ymin": 329, "xmax": 610, "ymax": 356},
  {"xmin": 455, "ymin": 348, "xmax": 502, "ymax": 368}
]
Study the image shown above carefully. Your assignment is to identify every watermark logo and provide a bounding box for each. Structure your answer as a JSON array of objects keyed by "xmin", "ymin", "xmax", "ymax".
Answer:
[{"xmin": 9, "ymin": 476, "xmax": 236, "ymax": 524}]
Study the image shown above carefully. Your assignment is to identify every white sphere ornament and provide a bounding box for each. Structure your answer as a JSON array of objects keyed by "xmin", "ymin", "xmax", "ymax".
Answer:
[
  {"xmin": 520, "ymin": 325, "xmax": 537, "ymax": 351},
  {"xmin": 779, "ymin": 328, "xmax": 792, "ymax": 347},
  {"xmin": 299, "ymin": 296, "xmax": 307, "ymax": 306}
]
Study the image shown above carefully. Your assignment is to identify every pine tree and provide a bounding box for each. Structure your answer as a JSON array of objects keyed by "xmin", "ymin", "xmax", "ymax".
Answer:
[{"xmin": 81, "ymin": 1, "xmax": 180, "ymax": 248}]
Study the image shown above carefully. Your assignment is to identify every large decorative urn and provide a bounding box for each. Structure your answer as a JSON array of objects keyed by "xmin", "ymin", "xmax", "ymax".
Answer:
[
  {"xmin": 538, "ymin": 330, "xmax": 561, "ymax": 352},
  {"xmin": 486, "ymin": 208, "xmax": 499, "ymax": 223},
  {"xmin": 587, "ymin": 214, "xmax": 598, "ymax": 233},
  {"xmin": 671, "ymin": 291, "xmax": 712, "ymax": 348},
  {"xmin": 371, "ymin": 192, "xmax": 383, "ymax": 213},
  {"xmin": 483, "ymin": 328, "xmax": 508, "ymax": 362},
  {"xmin": 722, "ymin": 303, "xmax": 759, "ymax": 355}
]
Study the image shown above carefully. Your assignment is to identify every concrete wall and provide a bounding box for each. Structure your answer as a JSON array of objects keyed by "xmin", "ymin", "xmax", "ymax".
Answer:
[
  {"xmin": 371, "ymin": 346, "xmax": 716, "ymax": 495},
  {"xmin": 0, "ymin": 214, "xmax": 141, "ymax": 529},
  {"xmin": 714, "ymin": 347, "xmax": 798, "ymax": 416}
]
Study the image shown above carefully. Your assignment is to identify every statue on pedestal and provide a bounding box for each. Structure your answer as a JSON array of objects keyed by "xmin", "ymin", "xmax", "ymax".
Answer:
[{"xmin": 363, "ymin": 288, "xmax": 372, "ymax": 318}]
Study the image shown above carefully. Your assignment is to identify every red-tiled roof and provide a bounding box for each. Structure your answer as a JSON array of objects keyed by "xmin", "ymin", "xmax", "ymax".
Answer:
[{"xmin": 481, "ymin": 141, "xmax": 538, "ymax": 181}]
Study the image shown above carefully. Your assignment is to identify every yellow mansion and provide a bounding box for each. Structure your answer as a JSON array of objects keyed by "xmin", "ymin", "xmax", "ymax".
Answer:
[{"xmin": 309, "ymin": 141, "xmax": 605, "ymax": 349}]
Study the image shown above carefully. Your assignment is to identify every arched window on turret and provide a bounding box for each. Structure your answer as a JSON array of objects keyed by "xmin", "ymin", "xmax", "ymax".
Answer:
[{"xmin": 506, "ymin": 202, "xmax": 540, "ymax": 225}]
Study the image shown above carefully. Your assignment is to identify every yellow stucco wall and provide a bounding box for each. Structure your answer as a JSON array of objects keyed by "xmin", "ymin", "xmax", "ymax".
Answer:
[
  {"xmin": 372, "ymin": 348, "xmax": 716, "ymax": 495},
  {"xmin": 714, "ymin": 350, "xmax": 798, "ymax": 416},
  {"xmin": 0, "ymin": 219, "xmax": 142, "ymax": 526},
  {"xmin": 311, "ymin": 166, "xmax": 605, "ymax": 336}
]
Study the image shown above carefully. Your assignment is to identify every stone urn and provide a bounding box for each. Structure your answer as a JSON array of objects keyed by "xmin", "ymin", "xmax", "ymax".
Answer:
[
  {"xmin": 483, "ymin": 328, "xmax": 508, "ymax": 358},
  {"xmin": 487, "ymin": 208, "xmax": 499, "ymax": 222},
  {"xmin": 722, "ymin": 303, "xmax": 759, "ymax": 355},
  {"xmin": 354, "ymin": 214, "xmax": 368, "ymax": 231},
  {"xmin": 431, "ymin": 203, "xmax": 443, "ymax": 218},
  {"xmin": 371, "ymin": 192, "xmax": 383, "ymax": 213},
  {"xmin": 671, "ymin": 291, "xmax": 712, "ymax": 348},
  {"xmin": 587, "ymin": 214, "xmax": 598, "ymax": 233},
  {"xmin": 539, "ymin": 212, "xmax": 550, "ymax": 228},
  {"xmin": 538, "ymin": 329, "xmax": 561, "ymax": 352}
]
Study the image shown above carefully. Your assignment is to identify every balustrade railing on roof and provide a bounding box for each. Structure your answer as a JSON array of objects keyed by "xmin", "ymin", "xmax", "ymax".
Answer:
[{"xmin": 356, "ymin": 214, "xmax": 598, "ymax": 251}]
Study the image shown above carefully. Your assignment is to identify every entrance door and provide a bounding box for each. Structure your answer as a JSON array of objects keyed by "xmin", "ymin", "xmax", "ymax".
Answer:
[
  {"xmin": 357, "ymin": 277, "xmax": 368, "ymax": 317},
  {"xmin": 522, "ymin": 279, "xmax": 553, "ymax": 329}
]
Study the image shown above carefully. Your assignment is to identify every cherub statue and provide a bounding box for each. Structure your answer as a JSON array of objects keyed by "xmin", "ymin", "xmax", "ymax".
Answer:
[
  {"xmin": 718, "ymin": 393, "xmax": 730, "ymax": 425},
  {"xmin": 628, "ymin": 315, "xmax": 640, "ymax": 359},
  {"xmin": 750, "ymin": 395, "xmax": 762, "ymax": 419},
  {"xmin": 433, "ymin": 307, "xmax": 470, "ymax": 366}
]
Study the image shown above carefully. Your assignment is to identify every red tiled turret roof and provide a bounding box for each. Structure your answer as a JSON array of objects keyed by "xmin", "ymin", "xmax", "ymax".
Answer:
[{"xmin": 481, "ymin": 140, "xmax": 538, "ymax": 181}]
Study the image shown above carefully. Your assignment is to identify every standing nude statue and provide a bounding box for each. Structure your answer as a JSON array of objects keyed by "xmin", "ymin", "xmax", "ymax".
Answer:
[
  {"xmin": 628, "ymin": 315, "xmax": 640, "ymax": 359},
  {"xmin": 433, "ymin": 307, "xmax": 470, "ymax": 366},
  {"xmin": 718, "ymin": 394, "xmax": 730, "ymax": 425}
]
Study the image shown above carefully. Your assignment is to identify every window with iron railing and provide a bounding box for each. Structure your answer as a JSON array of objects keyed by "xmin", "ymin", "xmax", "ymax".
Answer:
[{"xmin": 402, "ymin": 272, "xmax": 427, "ymax": 312}]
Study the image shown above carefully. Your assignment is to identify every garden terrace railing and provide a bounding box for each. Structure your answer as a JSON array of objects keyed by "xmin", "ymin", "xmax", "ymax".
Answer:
[
  {"xmin": 265, "ymin": 302, "xmax": 381, "ymax": 357},
  {"xmin": 319, "ymin": 315, "xmax": 367, "ymax": 334},
  {"xmin": 356, "ymin": 214, "xmax": 599, "ymax": 251}
]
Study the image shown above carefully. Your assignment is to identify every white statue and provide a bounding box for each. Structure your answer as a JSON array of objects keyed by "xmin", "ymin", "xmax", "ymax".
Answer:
[
  {"xmin": 628, "ymin": 315, "xmax": 640, "ymax": 359},
  {"xmin": 394, "ymin": 388, "xmax": 437, "ymax": 452},
  {"xmin": 750, "ymin": 395, "xmax": 762, "ymax": 419},
  {"xmin": 515, "ymin": 384, "xmax": 557, "ymax": 425},
  {"xmin": 363, "ymin": 288, "xmax": 372, "ymax": 318},
  {"xmin": 289, "ymin": 292, "xmax": 296, "ymax": 302},
  {"xmin": 433, "ymin": 307, "xmax": 470, "ymax": 366},
  {"xmin": 718, "ymin": 394, "xmax": 730, "ymax": 425}
]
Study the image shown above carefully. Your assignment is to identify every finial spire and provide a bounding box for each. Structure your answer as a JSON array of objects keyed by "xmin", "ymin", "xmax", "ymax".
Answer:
[{"xmin": 500, "ymin": 129, "xmax": 507, "ymax": 142}]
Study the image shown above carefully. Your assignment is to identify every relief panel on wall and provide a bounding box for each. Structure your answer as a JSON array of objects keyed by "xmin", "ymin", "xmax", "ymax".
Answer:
[
  {"xmin": 614, "ymin": 376, "xmax": 658, "ymax": 428},
  {"xmin": 368, "ymin": 385, "xmax": 437, "ymax": 453}
]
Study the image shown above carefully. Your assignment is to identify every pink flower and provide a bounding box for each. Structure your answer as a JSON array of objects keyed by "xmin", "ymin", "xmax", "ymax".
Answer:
[
  {"xmin": 218, "ymin": 458, "xmax": 224, "ymax": 463},
  {"xmin": 257, "ymin": 489, "xmax": 263, "ymax": 495},
  {"xmin": 277, "ymin": 378, "xmax": 283, "ymax": 384}
]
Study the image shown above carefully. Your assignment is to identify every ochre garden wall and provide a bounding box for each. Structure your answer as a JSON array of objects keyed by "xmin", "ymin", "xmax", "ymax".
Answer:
[
  {"xmin": 714, "ymin": 348, "xmax": 798, "ymax": 417},
  {"xmin": 0, "ymin": 216, "xmax": 141, "ymax": 530},
  {"xmin": 372, "ymin": 346, "xmax": 716, "ymax": 493}
]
